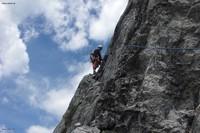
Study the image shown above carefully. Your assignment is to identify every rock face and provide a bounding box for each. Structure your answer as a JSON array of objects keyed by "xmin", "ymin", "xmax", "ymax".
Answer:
[
  {"xmin": 54, "ymin": 0, "xmax": 200, "ymax": 133},
  {"xmin": 71, "ymin": 126, "xmax": 100, "ymax": 133}
]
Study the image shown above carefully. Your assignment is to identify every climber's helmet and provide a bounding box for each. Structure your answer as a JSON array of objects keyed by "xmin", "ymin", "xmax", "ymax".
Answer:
[{"xmin": 98, "ymin": 44, "xmax": 103, "ymax": 50}]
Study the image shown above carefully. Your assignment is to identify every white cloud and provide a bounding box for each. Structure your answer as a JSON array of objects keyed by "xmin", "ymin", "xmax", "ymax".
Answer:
[
  {"xmin": 24, "ymin": 61, "xmax": 92, "ymax": 133},
  {"xmin": 15, "ymin": 76, "xmax": 45, "ymax": 98},
  {"xmin": 69, "ymin": 62, "xmax": 93, "ymax": 88},
  {"xmin": 23, "ymin": 28, "xmax": 39, "ymax": 42},
  {"xmin": 54, "ymin": 0, "xmax": 128, "ymax": 50},
  {"xmin": 15, "ymin": 61, "xmax": 92, "ymax": 118},
  {"xmin": 1, "ymin": 0, "xmax": 128, "ymax": 131},
  {"xmin": 40, "ymin": 89, "xmax": 74, "ymax": 117},
  {"xmin": 61, "ymin": 31, "xmax": 89, "ymax": 51},
  {"xmin": 8, "ymin": 0, "xmax": 128, "ymax": 51},
  {"xmin": 89, "ymin": 0, "xmax": 128, "ymax": 40},
  {"xmin": 0, "ymin": 0, "xmax": 128, "ymax": 79},
  {"xmin": 26, "ymin": 125, "xmax": 53, "ymax": 133},
  {"xmin": 12, "ymin": 0, "xmax": 88, "ymax": 51},
  {"xmin": 0, "ymin": 5, "xmax": 29, "ymax": 79},
  {"xmin": 38, "ymin": 62, "xmax": 92, "ymax": 117}
]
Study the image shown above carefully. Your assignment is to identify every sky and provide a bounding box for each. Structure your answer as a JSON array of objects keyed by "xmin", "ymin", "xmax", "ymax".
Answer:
[{"xmin": 0, "ymin": 0, "xmax": 128, "ymax": 133}]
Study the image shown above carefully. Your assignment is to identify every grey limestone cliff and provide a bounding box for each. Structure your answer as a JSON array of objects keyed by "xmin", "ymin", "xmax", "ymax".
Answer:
[{"xmin": 54, "ymin": 0, "xmax": 200, "ymax": 132}]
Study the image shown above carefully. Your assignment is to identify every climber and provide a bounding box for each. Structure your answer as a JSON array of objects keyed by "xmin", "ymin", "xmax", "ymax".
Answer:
[{"xmin": 90, "ymin": 45, "xmax": 103, "ymax": 74}]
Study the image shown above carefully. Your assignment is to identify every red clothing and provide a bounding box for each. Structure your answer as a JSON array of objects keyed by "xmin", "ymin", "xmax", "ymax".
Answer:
[{"xmin": 92, "ymin": 57, "xmax": 101, "ymax": 70}]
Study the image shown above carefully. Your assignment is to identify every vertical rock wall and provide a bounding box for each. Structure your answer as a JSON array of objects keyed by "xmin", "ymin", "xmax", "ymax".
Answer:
[{"xmin": 54, "ymin": 0, "xmax": 200, "ymax": 133}]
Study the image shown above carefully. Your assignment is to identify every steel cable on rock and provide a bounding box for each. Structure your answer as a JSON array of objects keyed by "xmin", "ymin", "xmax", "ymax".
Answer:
[
  {"xmin": 127, "ymin": 44, "xmax": 200, "ymax": 52},
  {"xmin": 127, "ymin": 44, "xmax": 200, "ymax": 65}
]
